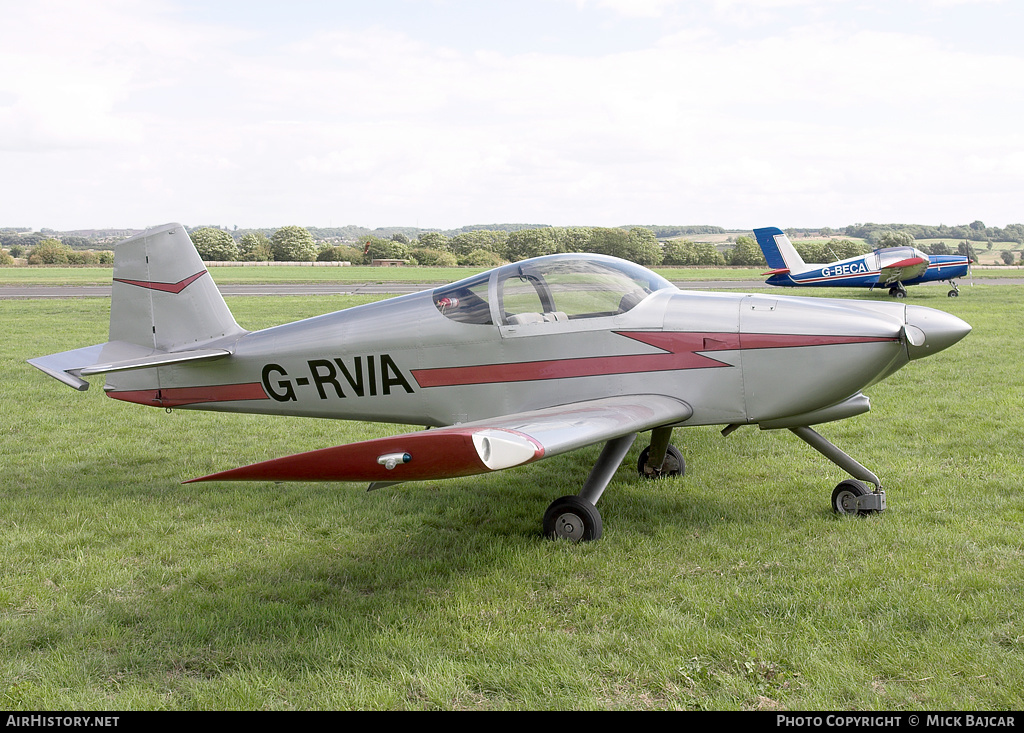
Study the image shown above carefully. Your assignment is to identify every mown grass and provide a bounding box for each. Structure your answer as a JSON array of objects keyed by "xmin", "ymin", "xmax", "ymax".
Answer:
[
  {"xmin": 2, "ymin": 264, "xmax": 1018, "ymax": 288},
  {"xmin": 1, "ymin": 284, "xmax": 1022, "ymax": 710},
  {"xmin": 0, "ymin": 264, "xmax": 768, "ymax": 286}
]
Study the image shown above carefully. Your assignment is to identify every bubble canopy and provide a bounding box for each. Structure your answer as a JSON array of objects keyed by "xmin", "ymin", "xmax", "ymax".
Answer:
[{"xmin": 432, "ymin": 254, "xmax": 675, "ymax": 326}]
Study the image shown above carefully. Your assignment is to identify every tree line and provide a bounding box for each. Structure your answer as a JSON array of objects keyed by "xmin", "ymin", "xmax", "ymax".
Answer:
[
  {"xmin": 2, "ymin": 220, "xmax": 1019, "ymax": 268},
  {"xmin": 186, "ymin": 227, "xmax": 930, "ymax": 268},
  {"xmin": 104, "ymin": 227, "xmax": 1009, "ymax": 267},
  {"xmin": 795, "ymin": 221, "xmax": 1024, "ymax": 246},
  {"xmin": 1, "ymin": 224, "xmax": 738, "ymax": 268},
  {"xmin": 195, "ymin": 225, "xmax": 671, "ymax": 267}
]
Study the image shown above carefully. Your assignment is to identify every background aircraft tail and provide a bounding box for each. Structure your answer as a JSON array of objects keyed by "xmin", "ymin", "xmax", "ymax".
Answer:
[
  {"xmin": 110, "ymin": 223, "xmax": 245, "ymax": 350},
  {"xmin": 753, "ymin": 227, "xmax": 808, "ymax": 274}
]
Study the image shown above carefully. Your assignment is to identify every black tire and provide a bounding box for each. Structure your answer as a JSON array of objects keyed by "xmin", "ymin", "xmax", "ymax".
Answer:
[
  {"xmin": 543, "ymin": 495, "xmax": 603, "ymax": 542},
  {"xmin": 947, "ymin": 290, "xmax": 959, "ymax": 297},
  {"xmin": 636, "ymin": 444, "xmax": 685, "ymax": 479},
  {"xmin": 831, "ymin": 479, "xmax": 875, "ymax": 516}
]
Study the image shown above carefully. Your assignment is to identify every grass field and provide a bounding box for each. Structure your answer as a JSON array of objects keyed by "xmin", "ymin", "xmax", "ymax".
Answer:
[
  {"xmin": 1, "ymin": 284, "xmax": 1022, "ymax": 710},
  {"xmin": 0, "ymin": 264, "xmax": 774, "ymax": 286},
  {"xmin": 2, "ymin": 263, "xmax": 1020, "ymax": 288}
]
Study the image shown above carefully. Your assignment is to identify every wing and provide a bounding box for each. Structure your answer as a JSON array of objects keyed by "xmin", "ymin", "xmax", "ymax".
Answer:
[
  {"xmin": 879, "ymin": 256, "xmax": 928, "ymax": 285},
  {"xmin": 186, "ymin": 394, "xmax": 693, "ymax": 485}
]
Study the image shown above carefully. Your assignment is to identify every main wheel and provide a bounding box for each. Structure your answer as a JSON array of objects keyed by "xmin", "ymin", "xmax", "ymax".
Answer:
[
  {"xmin": 543, "ymin": 495, "xmax": 603, "ymax": 542},
  {"xmin": 637, "ymin": 444, "xmax": 685, "ymax": 478},
  {"xmin": 947, "ymin": 289, "xmax": 959, "ymax": 297},
  {"xmin": 831, "ymin": 479, "xmax": 875, "ymax": 516}
]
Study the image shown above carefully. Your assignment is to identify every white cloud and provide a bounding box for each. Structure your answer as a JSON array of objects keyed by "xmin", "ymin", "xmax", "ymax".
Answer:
[{"xmin": 1, "ymin": 0, "xmax": 1021, "ymax": 229}]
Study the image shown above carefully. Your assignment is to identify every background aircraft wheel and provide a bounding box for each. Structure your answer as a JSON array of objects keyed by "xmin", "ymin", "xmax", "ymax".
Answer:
[
  {"xmin": 637, "ymin": 444, "xmax": 685, "ymax": 478},
  {"xmin": 831, "ymin": 479, "xmax": 876, "ymax": 516},
  {"xmin": 947, "ymin": 290, "xmax": 959, "ymax": 297},
  {"xmin": 543, "ymin": 495, "xmax": 603, "ymax": 542}
]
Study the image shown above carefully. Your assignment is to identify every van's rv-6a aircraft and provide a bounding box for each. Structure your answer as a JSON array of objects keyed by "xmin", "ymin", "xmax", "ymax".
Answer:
[
  {"xmin": 30, "ymin": 224, "xmax": 971, "ymax": 541},
  {"xmin": 754, "ymin": 226, "xmax": 972, "ymax": 298}
]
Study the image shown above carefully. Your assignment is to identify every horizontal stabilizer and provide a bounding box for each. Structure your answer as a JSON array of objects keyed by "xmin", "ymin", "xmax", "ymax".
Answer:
[
  {"xmin": 28, "ymin": 344, "xmax": 106, "ymax": 391},
  {"xmin": 79, "ymin": 347, "xmax": 231, "ymax": 376},
  {"xmin": 187, "ymin": 394, "xmax": 693, "ymax": 485},
  {"xmin": 29, "ymin": 341, "xmax": 232, "ymax": 390}
]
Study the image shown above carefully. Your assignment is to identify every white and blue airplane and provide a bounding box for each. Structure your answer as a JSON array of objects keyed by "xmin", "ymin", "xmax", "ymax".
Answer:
[{"xmin": 753, "ymin": 227, "xmax": 972, "ymax": 298}]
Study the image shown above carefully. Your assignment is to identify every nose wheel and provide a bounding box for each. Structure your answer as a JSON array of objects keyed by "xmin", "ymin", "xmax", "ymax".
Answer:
[
  {"xmin": 831, "ymin": 479, "xmax": 884, "ymax": 515},
  {"xmin": 788, "ymin": 427, "xmax": 887, "ymax": 515}
]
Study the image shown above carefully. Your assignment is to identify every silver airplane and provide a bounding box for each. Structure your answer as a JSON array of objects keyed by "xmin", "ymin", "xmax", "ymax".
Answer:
[{"xmin": 29, "ymin": 223, "xmax": 971, "ymax": 541}]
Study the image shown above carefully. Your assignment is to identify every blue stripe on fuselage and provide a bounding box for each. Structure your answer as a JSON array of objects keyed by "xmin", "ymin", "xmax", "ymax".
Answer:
[{"xmin": 766, "ymin": 257, "xmax": 969, "ymax": 288}]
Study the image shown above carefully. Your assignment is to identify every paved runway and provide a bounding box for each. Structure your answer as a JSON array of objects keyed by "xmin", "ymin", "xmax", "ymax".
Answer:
[
  {"xmin": 0, "ymin": 280, "xmax": 762, "ymax": 299},
  {"xmin": 4, "ymin": 278, "xmax": 1015, "ymax": 296},
  {"xmin": 1, "ymin": 278, "xmax": 1017, "ymax": 299}
]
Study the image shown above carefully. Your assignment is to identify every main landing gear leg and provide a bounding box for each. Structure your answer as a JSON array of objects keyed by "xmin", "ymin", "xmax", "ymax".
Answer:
[
  {"xmin": 636, "ymin": 426, "xmax": 685, "ymax": 479},
  {"xmin": 948, "ymin": 281, "xmax": 961, "ymax": 297},
  {"xmin": 789, "ymin": 426, "xmax": 886, "ymax": 516},
  {"xmin": 543, "ymin": 433, "xmax": 637, "ymax": 542}
]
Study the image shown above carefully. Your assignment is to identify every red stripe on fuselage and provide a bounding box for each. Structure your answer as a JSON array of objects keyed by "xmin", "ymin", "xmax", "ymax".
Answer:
[
  {"xmin": 113, "ymin": 271, "xmax": 208, "ymax": 294},
  {"xmin": 107, "ymin": 382, "xmax": 268, "ymax": 407},
  {"xmin": 412, "ymin": 331, "xmax": 898, "ymax": 388},
  {"xmin": 412, "ymin": 332, "xmax": 735, "ymax": 388}
]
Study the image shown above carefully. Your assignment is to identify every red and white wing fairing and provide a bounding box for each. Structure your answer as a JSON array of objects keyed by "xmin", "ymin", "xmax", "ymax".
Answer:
[
  {"xmin": 879, "ymin": 256, "xmax": 929, "ymax": 286},
  {"xmin": 187, "ymin": 394, "xmax": 692, "ymax": 485}
]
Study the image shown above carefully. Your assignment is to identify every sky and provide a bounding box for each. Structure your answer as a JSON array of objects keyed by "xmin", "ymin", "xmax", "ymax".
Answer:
[{"xmin": 1, "ymin": 0, "xmax": 1022, "ymax": 233}]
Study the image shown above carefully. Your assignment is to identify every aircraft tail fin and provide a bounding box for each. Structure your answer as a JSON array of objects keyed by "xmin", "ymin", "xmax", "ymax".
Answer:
[
  {"xmin": 109, "ymin": 223, "xmax": 245, "ymax": 350},
  {"xmin": 753, "ymin": 227, "xmax": 808, "ymax": 274},
  {"xmin": 29, "ymin": 224, "xmax": 245, "ymax": 391}
]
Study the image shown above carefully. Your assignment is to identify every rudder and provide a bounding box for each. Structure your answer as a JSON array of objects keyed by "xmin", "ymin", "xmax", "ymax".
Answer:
[
  {"xmin": 110, "ymin": 223, "xmax": 245, "ymax": 350},
  {"xmin": 753, "ymin": 226, "xmax": 807, "ymax": 273}
]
